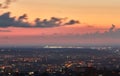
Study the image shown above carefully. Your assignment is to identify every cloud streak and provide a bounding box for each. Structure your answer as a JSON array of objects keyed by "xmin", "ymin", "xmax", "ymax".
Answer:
[
  {"xmin": 0, "ymin": 0, "xmax": 16, "ymax": 9},
  {"xmin": 109, "ymin": 24, "xmax": 115, "ymax": 32},
  {"xmin": 0, "ymin": 12, "xmax": 80, "ymax": 28},
  {"xmin": 65, "ymin": 20, "xmax": 79, "ymax": 25},
  {"xmin": 0, "ymin": 29, "xmax": 11, "ymax": 32},
  {"xmin": 68, "ymin": 24, "xmax": 120, "ymax": 39}
]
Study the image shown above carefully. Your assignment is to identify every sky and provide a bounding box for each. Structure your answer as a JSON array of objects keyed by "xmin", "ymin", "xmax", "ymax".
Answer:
[{"xmin": 0, "ymin": 0, "xmax": 120, "ymax": 46}]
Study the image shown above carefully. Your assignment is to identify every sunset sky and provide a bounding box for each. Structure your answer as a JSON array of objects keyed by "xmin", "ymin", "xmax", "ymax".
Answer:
[{"xmin": 0, "ymin": 0, "xmax": 120, "ymax": 46}]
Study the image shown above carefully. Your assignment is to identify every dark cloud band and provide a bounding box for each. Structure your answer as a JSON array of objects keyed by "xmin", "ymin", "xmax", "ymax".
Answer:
[{"xmin": 0, "ymin": 12, "xmax": 80, "ymax": 28}]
